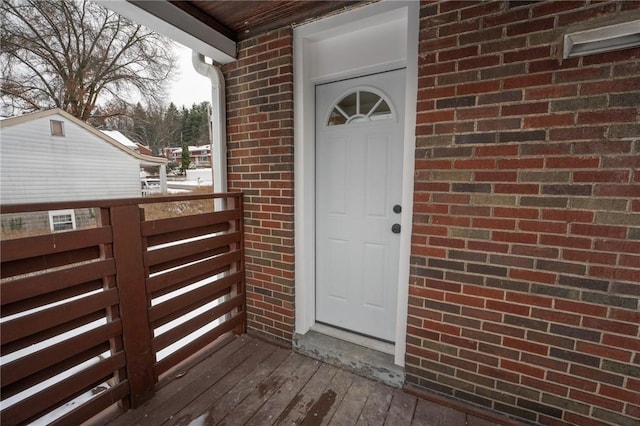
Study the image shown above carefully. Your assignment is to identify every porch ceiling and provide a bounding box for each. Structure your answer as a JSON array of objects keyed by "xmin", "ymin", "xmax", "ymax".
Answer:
[
  {"xmin": 171, "ymin": 0, "xmax": 366, "ymax": 41},
  {"xmin": 105, "ymin": 0, "xmax": 366, "ymax": 63}
]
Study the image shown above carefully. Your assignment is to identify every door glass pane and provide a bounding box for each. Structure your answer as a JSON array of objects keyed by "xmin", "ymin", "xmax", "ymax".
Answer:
[
  {"xmin": 328, "ymin": 108, "xmax": 347, "ymax": 126},
  {"xmin": 371, "ymin": 100, "xmax": 391, "ymax": 120},
  {"xmin": 359, "ymin": 91, "xmax": 380, "ymax": 116},
  {"xmin": 337, "ymin": 92, "xmax": 357, "ymax": 117}
]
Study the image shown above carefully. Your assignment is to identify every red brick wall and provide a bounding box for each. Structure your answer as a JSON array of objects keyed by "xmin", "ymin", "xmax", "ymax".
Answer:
[
  {"xmin": 221, "ymin": 1, "xmax": 639, "ymax": 423},
  {"xmin": 222, "ymin": 28, "xmax": 295, "ymax": 344},
  {"xmin": 409, "ymin": 1, "xmax": 639, "ymax": 425}
]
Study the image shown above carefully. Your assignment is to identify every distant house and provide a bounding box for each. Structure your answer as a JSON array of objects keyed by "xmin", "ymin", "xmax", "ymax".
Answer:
[
  {"xmin": 166, "ymin": 145, "xmax": 211, "ymax": 168},
  {"xmin": 0, "ymin": 108, "xmax": 168, "ymax": 234}
]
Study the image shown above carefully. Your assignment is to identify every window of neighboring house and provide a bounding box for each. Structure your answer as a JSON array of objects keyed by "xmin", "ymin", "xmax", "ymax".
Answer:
[
  {"xmin": 50, "ymin": 120, "xmax": 65, "ymax": 136},
  {"xmin": 49, "ymin": 209, "xmax": 76, "ymax": 232}
]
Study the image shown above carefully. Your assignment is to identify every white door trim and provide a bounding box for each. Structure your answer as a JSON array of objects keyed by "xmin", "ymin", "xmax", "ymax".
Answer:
[{"xmin": 294, "ymin": 0, "xmax": 419, "ymax": 367}]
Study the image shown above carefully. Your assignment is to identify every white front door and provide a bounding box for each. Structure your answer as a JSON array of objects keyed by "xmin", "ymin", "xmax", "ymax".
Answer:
[{"xmin": 315, "ymin": 69, "xmax": 405, "ymax": 342}]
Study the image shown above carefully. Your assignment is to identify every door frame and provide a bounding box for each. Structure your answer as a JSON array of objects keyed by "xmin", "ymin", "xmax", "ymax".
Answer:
[{"xmin": 293, "ymin": 0, "xmax": 419, "ymax": 366}]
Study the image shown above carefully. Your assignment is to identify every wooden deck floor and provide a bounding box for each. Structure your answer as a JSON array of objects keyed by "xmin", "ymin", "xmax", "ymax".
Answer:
[{"xmin": 102, "ymin": 334, "xmax": 517, "ymax": 426}]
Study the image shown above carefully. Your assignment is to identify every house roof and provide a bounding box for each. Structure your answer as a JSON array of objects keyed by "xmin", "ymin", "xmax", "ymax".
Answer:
[
  {"xmin": 0, "ymin": 108, "xmax": 168, "ymax": 167},
  {"xmin": 101, "ymin": 130, "xmax": 139, "ymax": 150}
]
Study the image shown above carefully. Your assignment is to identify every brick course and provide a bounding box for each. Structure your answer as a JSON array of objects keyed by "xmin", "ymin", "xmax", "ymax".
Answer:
[{"xmin": 410, "ymin": 1, "xmax": 640, "ymax": 425}]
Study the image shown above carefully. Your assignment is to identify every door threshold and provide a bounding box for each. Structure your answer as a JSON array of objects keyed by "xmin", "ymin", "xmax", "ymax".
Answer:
[
  {"xmin": 311, "ymin": 323, "xmax": 395, "ymax": 355},
  {"xmin": 293, "ymin": 327, "xmax": 404, "ymax": 388}
]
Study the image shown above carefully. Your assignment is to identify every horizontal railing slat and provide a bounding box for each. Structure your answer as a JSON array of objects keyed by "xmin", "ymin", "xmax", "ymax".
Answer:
[
  {"xmin": 145, "ymin": 222, "xmax": 229, "ymax": 248},
  {"xmin": 154, "ymin": 313, "xmax": 244, "ymax": 378},
  {"xmin": 146, "ymin": 250, "xmax": 241, "ymax": 296},
  {"xmin": 1, "ymin": 320, "xmax": 121, "ymax": 389},
  {"xmin": 1, "ymin": 259, "xmax": 116, "ymax": 306},
  {"xmin": 2, "ymin": 280, "xmax": 105, "ymax": 318},
  {"xmin": 0, "ymin": 227, "xmax": 112, "ymax": 263},
  {"xmin": 48, "ymin": 381, "xmax": 130, "ymax": 426},
  {"xmin": 148, "ymin": 271, "xmax": 242, "ymax": 325},
  {"xmin": 152, "ymin": 294, "xmax": 244, "ymax": 353},
  {"xmin": 2, "ymin": 342, "xmax": 111, "ymax": 401},
  {"xmin": 1, "ymin": 289, "xmax": 118, "ymax": 346},
  {"xmin": 1, "ymin": 352, "xmax": 126, "ymax": 425},
  {"xmin": 145, "ymin": 231, "xmax": 240, "ymax": 269},
  {"xmin": 141, "ymin": 209, "xmax": 240, "ymax": 238},
  {"xmin": 1, "ymin": 311, "xmax": 106, "ymax": 357},
  {"xmin": 1, "ymin": 246, "xmax": 103, "ymax": 279},
  {"xmin": 149, "ymin": 246, "xmax": 230, "ymax": 276}
]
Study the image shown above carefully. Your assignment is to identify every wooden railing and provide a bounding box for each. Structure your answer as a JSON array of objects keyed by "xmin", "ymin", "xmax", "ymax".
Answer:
[{"xmin": 0, "ymin": 193, "xmax": 245, "ymax": 425}]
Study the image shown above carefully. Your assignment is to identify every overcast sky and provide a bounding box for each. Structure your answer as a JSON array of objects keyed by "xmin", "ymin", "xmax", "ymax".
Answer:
[{"xmin": 168, "ymin": 43, "xmax": 212, "ymax": 108}]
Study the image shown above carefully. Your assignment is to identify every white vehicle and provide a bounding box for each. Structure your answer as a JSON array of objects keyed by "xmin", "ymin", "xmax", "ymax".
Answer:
[{"xmin": 141, "ymin": 178, "xmax": 161, "ymax": 196}]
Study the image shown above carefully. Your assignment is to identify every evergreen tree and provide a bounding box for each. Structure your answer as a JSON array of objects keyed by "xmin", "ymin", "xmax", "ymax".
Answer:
[
  {"xmin": 180, "ymin": 102, "xmax": 210, "ymax": 147},
  {"xmin": 162, "ymin": 102, "xmax": 182, "ymax": 152},
  {"xmin": 181, "ymin": 145, "xmax": 191, "ymax": 172}
]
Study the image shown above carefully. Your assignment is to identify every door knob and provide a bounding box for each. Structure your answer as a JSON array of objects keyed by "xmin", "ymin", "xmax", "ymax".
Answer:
[
  {"xmin": 391, "ymin": 223, "xmax": 401, "ymax": 234},
  {"xmin": 393, "ymin": 204, "xmax": 402, "ymax": 214}
]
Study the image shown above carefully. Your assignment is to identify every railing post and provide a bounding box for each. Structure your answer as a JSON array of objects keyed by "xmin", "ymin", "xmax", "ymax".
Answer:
[
  {"xmin": 97, "ymin": 207, "xmax": 130, "ymax": 412},
  {"xmin": 228, "ymin": 194, "xmax": 246, "ymax": 335},
  {"xmin": 110, "ymin": 205, "xmax": 155, "ymax": 408}
]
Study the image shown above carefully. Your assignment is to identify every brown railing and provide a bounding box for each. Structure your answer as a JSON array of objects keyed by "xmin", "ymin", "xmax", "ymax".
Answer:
[{"xmin": 0, "ymin": 193, "xmax": 245, "ymax": 425}]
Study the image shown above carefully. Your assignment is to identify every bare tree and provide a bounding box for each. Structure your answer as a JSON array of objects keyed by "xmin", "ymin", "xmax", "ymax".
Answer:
[{"xmin": 1, "ymin": 0, "xmax": 176, "ymax": 120}]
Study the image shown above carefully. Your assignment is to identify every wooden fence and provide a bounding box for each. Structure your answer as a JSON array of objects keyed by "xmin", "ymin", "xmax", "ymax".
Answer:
[{"xmin": 0, "ymin": 193, "xmax": 245, "ymax": 425}]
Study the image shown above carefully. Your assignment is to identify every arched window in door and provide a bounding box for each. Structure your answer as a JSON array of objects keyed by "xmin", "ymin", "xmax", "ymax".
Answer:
[{"xmin": 327, "ymin": 88, "xmax": 393, "ymax": 126}]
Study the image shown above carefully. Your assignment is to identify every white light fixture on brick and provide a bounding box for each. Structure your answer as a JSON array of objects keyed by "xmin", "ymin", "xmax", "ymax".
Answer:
[{"xmin": 563, "ymin": 20, "xmax": 640, "ymax": 58}]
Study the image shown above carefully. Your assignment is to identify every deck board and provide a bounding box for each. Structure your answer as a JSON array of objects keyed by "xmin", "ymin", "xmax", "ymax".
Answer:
[
  {"xmin": 245, "ymin": 355, "xmax": 321, "ymax": 426},
  {"xmin": 385, "ymin": 388, "xmax": 417, "ymax": 425},
  {"xmin": 355, "ymin": 380, "xmax": 394, "ymax": 425},
  {"xmin": 102, "ymin": 335, "xmax": 520, "ymax": 426},
  {"xmin": 330, "ymin": 375, "xmax": 375, "ymax": 425},
  {"xmin": 218, "ymin": 351, "xmax": 308, "ymax": 425},
  {"xmin": 412, "ymin": 398, "xmax": 467, "ymax": 425},
  {"xmin": 207, "ymin": 346, "xmax": 291, "ymax": 424},
  {"xmin": 275, "ymin": 362, "xmax": 338, "ymax": 425},
  {"xmin": 106, "ymin": 334, "xmax": 252, "ymax": 426},
  {"xmin": 317, "ymin": 367, "xmax": 356, "ymax": 425},
  {"xmin": 173, "ymin": 341, "xmax": 280, "ymax": 426}
]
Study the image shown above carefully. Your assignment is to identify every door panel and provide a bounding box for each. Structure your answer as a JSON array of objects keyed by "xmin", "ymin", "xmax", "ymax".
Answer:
[
  {"xmin": 363, "ymin": 242, "xmax": 386, "ymax": 308},
  {"xmin": 327, "ymin": 238, "xmax": 348, "ymax": 301},
  {"xmin": 315, "ymin": 69, "xmax": 405, "ymax": 342},
  {"xmin": 365, "ymin": 135, "xmax": 389, "ymax": 217},
  {"xmin": 326, "ymin": 137, "xmax": 348, "ymax": 215}
]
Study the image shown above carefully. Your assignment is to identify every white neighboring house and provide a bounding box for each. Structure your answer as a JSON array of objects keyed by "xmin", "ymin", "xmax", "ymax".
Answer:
[
  {"xmin": 0, "ymin": 108, "xmax": 168, "ymax": 203},
  {"xmin": 0, "ymin": 109, "xmax": 168, "ymax": 233},
  {"xmin": 100, "ymin": 129, "xmax": 165, "ymax": 196}
]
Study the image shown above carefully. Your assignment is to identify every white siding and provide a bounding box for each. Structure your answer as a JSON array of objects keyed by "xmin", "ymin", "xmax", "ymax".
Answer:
[{"xmin": 1, "ymin": 114, "xmax": 141, "ymax": 204}]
